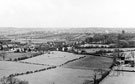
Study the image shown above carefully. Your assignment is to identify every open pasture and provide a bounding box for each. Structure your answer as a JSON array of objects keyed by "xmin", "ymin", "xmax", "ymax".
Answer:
[
  {"xmin": 100, "ymin": 71, "xmax": 135, "ymax": 84},
  {"xmin": 17, "ymin": 67, "xmax": 96, "ymax": 84},
  {"xmin": 63, "ymin": 55, "xmax": 113, "ymax": 70},
  {"xmin": 21, "ymin": 51, "xmax": 85, "ymax": 66},
  {"xmin": 0, "ymin": 61, "xmax": 48, "ymax": 78}
]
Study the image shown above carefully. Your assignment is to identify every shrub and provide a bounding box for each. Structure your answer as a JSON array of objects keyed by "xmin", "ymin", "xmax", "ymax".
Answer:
[{"xmin": 0, "ymin": 76, "xmax": 29, "ymax": 84}]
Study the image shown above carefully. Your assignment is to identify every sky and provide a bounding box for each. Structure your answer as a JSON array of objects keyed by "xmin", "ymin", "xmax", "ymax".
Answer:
[{"xmin": 0, "ymin": 0, "xmax": 135, "ymax": 28}]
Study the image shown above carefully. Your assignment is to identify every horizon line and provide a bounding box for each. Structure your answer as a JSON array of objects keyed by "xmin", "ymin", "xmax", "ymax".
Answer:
[{"xmin": 0, "ymin": 27, "xmax": 135, "ymax": 29}]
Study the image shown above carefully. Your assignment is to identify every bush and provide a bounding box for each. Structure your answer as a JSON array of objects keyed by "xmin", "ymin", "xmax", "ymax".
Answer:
[{"xmin": 0, "ymin": 76, "xmax": 28, "ymax": 84}]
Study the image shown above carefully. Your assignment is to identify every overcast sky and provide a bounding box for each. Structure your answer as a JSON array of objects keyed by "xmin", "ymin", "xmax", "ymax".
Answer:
[{"xmin": 0, "ymin": 0, "xmax": 135, "ymax": 28}]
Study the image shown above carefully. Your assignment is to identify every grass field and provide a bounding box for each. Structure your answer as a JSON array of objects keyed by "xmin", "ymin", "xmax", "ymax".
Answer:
[
  {"xmin": 63, "ymin": 55, "xmax": 113, "ymax": 70},
  {"xmin": 0, "ymin": 52, "xmax": 41, "ymax": 61},
  {"xmin": 0, "ymin": 61, "xmax": 48, "ymax": 78},
  {"xmin": 17, "ymin": 52, "xmax": 113, "ymax": 84},
  {"xmin": 21, "ymin": 51, "xmax": 85, "ymax": 66},
  {"xmin": 100, "ymin": 65, "xmax": 135, "ymax": 84},
  {"xmin": 17, "ymin": 67, "xmax": 95, "ymax": 84},
  {"xmin": 0, "ymin": 51, "xmax": 113, "ymax": 84},
  {"xmin": 100, "ymin": 71, "xmax": 135, "ymax": 84}
]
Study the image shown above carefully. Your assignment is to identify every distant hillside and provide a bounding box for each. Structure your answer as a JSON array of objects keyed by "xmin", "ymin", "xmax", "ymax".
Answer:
[
  {"xmin": 8, "ymin": 32, "xmax": 94, "ymax": 43},
  {"xmin": 0, "ymin": 27, "xmax": 135, "ymax": 35},
  {"xmin": 1, "ymin": 27, "xmax": 135, "ymax": 42}
]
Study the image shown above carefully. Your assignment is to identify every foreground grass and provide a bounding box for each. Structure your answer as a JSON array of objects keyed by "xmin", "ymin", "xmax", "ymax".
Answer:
[
  {"xmin": 17, "ymin": 67, "xmax": 94, "ymax": 84},
  {"xmin": 0, "ymin": 61, "xmax": 47, "ymax": 78}
]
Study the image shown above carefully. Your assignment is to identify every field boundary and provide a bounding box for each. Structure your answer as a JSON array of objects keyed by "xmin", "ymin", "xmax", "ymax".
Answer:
[{"xmin": 7, "ymin": 55, "xmax": 87, "ymax": 78}]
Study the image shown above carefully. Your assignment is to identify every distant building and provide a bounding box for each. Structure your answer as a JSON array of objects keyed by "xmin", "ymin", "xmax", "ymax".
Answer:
[
  {"xmin": 119, "ymin": 51, "xmax": 135, "ymax": 66},
  {"xmin": 2, "ymin": 45, "xmax": 8, "ymax": 50},
  {"xmin": 122, "ymin": 30, "xmax": 125, "ymax": 34}
]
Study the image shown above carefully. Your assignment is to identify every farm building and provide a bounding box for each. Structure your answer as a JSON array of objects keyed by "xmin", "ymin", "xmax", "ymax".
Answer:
[
  {"xmin": 2, "ymin": 45, "xmax": 8, "ymax": 50},
  {"xmin": 7, "ymin": 44, "xmax": 14, "ymax": 48},
  {"xmin": 119, "ymin": 51, "xmax": 135, "ymax": 67}
]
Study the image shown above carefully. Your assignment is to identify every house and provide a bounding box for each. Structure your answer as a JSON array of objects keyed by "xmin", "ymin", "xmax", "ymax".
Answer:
[
  {"xmin": 67, "ymin": 46, "xmax": 73, "ymax": 52},
  {"xmin": 2, "ymin": 45, "xmax": 8, "ymax": 50},
  {"xmin": 120, "ymin": 51, "xmax": 135, "ymax": 66},
  {"xmin": 7, "ymin": 44, "xmax": 14, "ymax": 48}
]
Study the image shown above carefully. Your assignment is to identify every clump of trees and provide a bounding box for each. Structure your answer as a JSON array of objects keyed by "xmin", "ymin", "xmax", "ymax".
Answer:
[
  {"xmin": 84, "ymin": 33, "xmax": 135, "ymax": 45},
  {"xmin": 95, "ymin": 50, "xmax": 113, "ymax": 55},
  {"xmin": 119, "ymin": 40, "xmax": 135, "ymax": 48},
  {"xmin": 84, "ymin": 33, "xmax": 118, "ymax": 44},
  {"xmin": 0, "ymin": 76, "xmax": 28, "ymax": 84}
]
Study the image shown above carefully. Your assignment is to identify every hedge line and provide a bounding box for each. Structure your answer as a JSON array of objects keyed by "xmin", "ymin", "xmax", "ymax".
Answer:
[
  {"xmin": 8, "ymin": 66, "xmax": 57, "ymax": 78},
  {"xmin": 18, "ymin": 61, "xmax": 51, "ymax": 66},
  {"xmin": 7, "ymin": 52, "xmax": 43, "ymax": 61},
  {"xmin": 7, "ymin": 53, "xmax": 86, "ymax": 79}
]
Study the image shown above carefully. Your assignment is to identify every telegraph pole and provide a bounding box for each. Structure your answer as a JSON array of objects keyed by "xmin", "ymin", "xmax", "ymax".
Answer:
[{"xmin": 117, "ymin": 34, "xmax": 120, "ymax": 58}]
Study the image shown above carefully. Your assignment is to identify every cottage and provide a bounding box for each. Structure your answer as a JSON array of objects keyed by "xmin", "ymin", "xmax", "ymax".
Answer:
[
  {"xmin": 120, "ymin": 51, "xmax": 135, "ymax": 67},
  {"xmin": 7, "ymin": 44, "xmax": 14, "ymax": 48},
  {"xmin": 67, "ymin": 46, "xmax": 73, "ymax": 52},
  {"xmin": 2, "ymin": 45, "xmax": 8, "ymax": 50}
]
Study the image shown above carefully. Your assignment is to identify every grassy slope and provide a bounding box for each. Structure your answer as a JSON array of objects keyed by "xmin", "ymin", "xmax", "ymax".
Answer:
[
  {"xmin": 21, "ymin": 51, "xmax": 85, "ymax": 66},
  {"xmin": 63, "ymin": 55, "xmax": 113, "ymax": 70},
  {"xmin": 17, "ymin": 67, "xmax": 94, "ymax": 84}
]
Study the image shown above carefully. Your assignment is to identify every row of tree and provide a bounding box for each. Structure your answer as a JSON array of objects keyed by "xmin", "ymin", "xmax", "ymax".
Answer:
[{"xmin": 84, "ymin": 33, "xmax": 135, "ymax": 45}]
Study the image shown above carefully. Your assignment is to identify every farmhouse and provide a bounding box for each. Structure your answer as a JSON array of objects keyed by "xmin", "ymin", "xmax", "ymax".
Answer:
[
  {"xmin": 7, "ymin": 44, "xmax": 14, "ymax": 48},
  {"xmin": 67, "ymin": 46, "xmax": 73, "ymax": 52},
  {"xmin": 2, "ymin": 45, "xmax": 8, "ymax": 50},
  {"xmin": 119, "ymin": 51, "xmax": 135, "ymax": 67}
]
